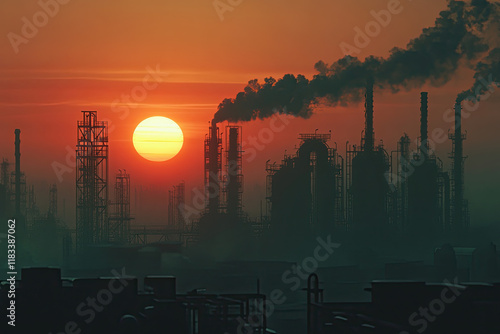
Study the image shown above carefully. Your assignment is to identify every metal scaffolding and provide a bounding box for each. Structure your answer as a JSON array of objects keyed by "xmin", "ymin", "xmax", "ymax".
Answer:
[
  {"xmin": 223, "ymin": 125, "xmax": 243, "ymax": 217},
  {"xmin": 168, "ymin": 181, "xmax": 186, "ymax": 228},
  {"xmin": 15, "ymin": 129, "xmax": 21, "ymax": 219},
  {"xmin": 204, "ymin": 119, "xmax": 222, "ymax": 215},
  {"xmin": 76, "ymin": 111, "xmax": 109, "ymax": 250},
  {"xmin": 10, "ymin": 130, "xmax": 27, "ymax": 228},
  {"xmin": 109, "ymin": 170, "xmax": 133, "ymax": 243},
  {"xmin": 345, "ymin": 143, "xmax": 360, "ymax": 229}
]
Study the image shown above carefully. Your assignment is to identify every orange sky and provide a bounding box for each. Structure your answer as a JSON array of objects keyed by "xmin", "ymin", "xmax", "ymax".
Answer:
[{"xmin": 0, "ymin": 0, "xmax": 499, "ymax": 225}]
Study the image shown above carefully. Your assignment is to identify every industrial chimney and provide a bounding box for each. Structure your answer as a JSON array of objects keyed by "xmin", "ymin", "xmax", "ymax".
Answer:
[
  {"xmin": 420, "ymin": 92, "xmax": 429, "ymax": 156},
  {"xmin": 205, "ymin": 119, "xmax": 221, "ymax": 215},
  {"xmin": 15, "ymin": 129, "xmax": 21, "ymax": 219},
  {"xmin": 364, "ymin": 78, "xmax": 374, "ymax": 152},
  {"xmin": 225, "ymin": 126, "xmax": 242, "ymax": 217}
]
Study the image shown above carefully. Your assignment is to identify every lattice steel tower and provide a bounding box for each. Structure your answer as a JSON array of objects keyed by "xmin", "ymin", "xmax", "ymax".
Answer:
[
  {"xmin": 168, "ymin": 181, "xmax": 186, "ymax": 228},
  {"xmin": 204, "ymin": 119, "xmax": 222, "ymax": 215},
  {"xmin": 224, "ymin": 126, "xmax": 243, "ymax": 218},
  {"xmin": 109, "ymin": 171, "xmax": 132, "ymax": 243},
  {"xmin": 76, "ymin": 111, "xmax": 109, "ymax": 249}
]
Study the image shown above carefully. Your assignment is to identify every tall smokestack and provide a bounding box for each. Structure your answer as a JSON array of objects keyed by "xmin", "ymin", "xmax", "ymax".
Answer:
[
  {"xmin": 207, "ymin": 119, "xmax": 221, "ymax": 215},
  {"xmin": 226, "ymin": 126, "xmax": 242, "ymax": 217},
  {"xmin": 453, "ymin": 102, "xmax": 464, "ymax": 229},
  {"xmin": 420, "ymin": 92, "xmax": 429, "ymax": 156},
  {"xmin": 14, "ymin": 129, "xmax": 21, "ymax": 218},
  {"xmin": 364, "ymin": 78, "xmax": 374, "ymax": 152}
]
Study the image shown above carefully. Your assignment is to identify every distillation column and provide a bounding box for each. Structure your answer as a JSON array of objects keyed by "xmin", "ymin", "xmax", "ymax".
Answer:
[
  {"xmin": 76, "ymin": 111, "xmax": 109, "ymax": 249},
  {"xmin": 205, "ymin": 119, "xmax": 222, "ymax": 215},
  {"xmin": 225, "ymin": 126, "xmax": 243, "ymax": 218}
]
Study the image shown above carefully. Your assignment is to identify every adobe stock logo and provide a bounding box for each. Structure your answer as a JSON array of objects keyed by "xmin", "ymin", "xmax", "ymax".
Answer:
[
  {"xmin": 7, "ymin": 0, "xmax": 72, "ymax": 54},
  {"xmin": 213, "ymin": 0, "xmax": 244, "ymax": 21}
]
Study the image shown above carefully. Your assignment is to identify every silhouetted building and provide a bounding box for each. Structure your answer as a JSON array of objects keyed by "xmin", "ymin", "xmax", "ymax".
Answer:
[
  {"xmin": 347, "ymin": 80, "xmax": 389, "ymax": 232},
  {"xmin": 267, "ymin": 132, "xmax": 343, "ymax": 233},
  {"xmin": 306, "ymin": 273, "xmax": 500, "ymax": 334},
  {"xmin": 407, "ymin": 92, "xmax": 442, "ymax": 233},
  {"xmin": 0, "ymin": 267, "xmax": 268, "ymax": 334}
]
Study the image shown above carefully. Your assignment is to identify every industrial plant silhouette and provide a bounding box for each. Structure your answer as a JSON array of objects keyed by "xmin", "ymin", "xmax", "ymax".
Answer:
[{"xmin": 2, "ymin": 77, "xmax": 499, "ymax": 334}]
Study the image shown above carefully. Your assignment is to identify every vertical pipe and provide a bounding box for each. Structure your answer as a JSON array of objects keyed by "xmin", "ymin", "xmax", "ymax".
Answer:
[
  {"xmin": 14, "ymin": 129, "xmax": 21, "ymax": 218},
  {"xmin": 454, "ymin": 102, "xmax": 463, "ymax": 230},
  {"xmin": 399, "ymin": 134, "xmax": 410, "ymax": 229},
  {"xmin": 364, "ymin": 78, "xmax": 374, "ymax": 152},
  {"xmin": 420, "ymin": 92, "xmax": 429, "ymax": 156},
  {"xmin": 440, "ymin": 172, "xmax": 451, "ymax": 231},
  {"xmin": 168, "ymin": 189, "xmax": 174, "ymax": 226},
  {"xmin": 227, "ymin": 127, "xmax": 239, "ymax": 216},
  {"xmin": 209, "ymin": 119, "xmax": 220, "ymax": 215},
  {"xmin": 178, "ymin": 182, "xmax": 185, "ymax": 227}
]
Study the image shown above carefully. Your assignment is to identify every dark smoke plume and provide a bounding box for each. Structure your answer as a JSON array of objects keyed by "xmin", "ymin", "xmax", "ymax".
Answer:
[
  {"xmin": 457, "ymin": 47, "xmax": 500, "ymax": 102},
  {"xmin": 214, "ymin": 0, "xmax": 499, "ymax": 123}
]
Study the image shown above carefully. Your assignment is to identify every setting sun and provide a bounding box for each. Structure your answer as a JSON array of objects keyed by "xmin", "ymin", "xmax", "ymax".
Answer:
[{"xmin": 133, "ymin": 116, "xmax": 184, "ymax": 162}]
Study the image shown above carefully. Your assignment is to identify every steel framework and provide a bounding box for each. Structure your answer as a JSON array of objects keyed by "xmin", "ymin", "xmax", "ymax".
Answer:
[
  {"xmin": 204, "ymin": 119, "xmax": 222, "ymax": 215},
  {"xmin": 76, "ymin": 111, "xmax": 109, "ymax": 249},
  {"xmin": 168, "ymin": 181, "xmax": 186, "ymax": 228},
  {"xmin": 223, "ymin": 125, "xmax": 243, "ymax": 217},
  {"xmin": 109, "ymin": 171, "xmax": 132, "ymax": 243}
]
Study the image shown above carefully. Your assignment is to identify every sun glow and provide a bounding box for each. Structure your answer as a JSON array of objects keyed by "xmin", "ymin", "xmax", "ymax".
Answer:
[{"xmin": 133, "ymin": 116, "xmax": 184, "ymax": 162}]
